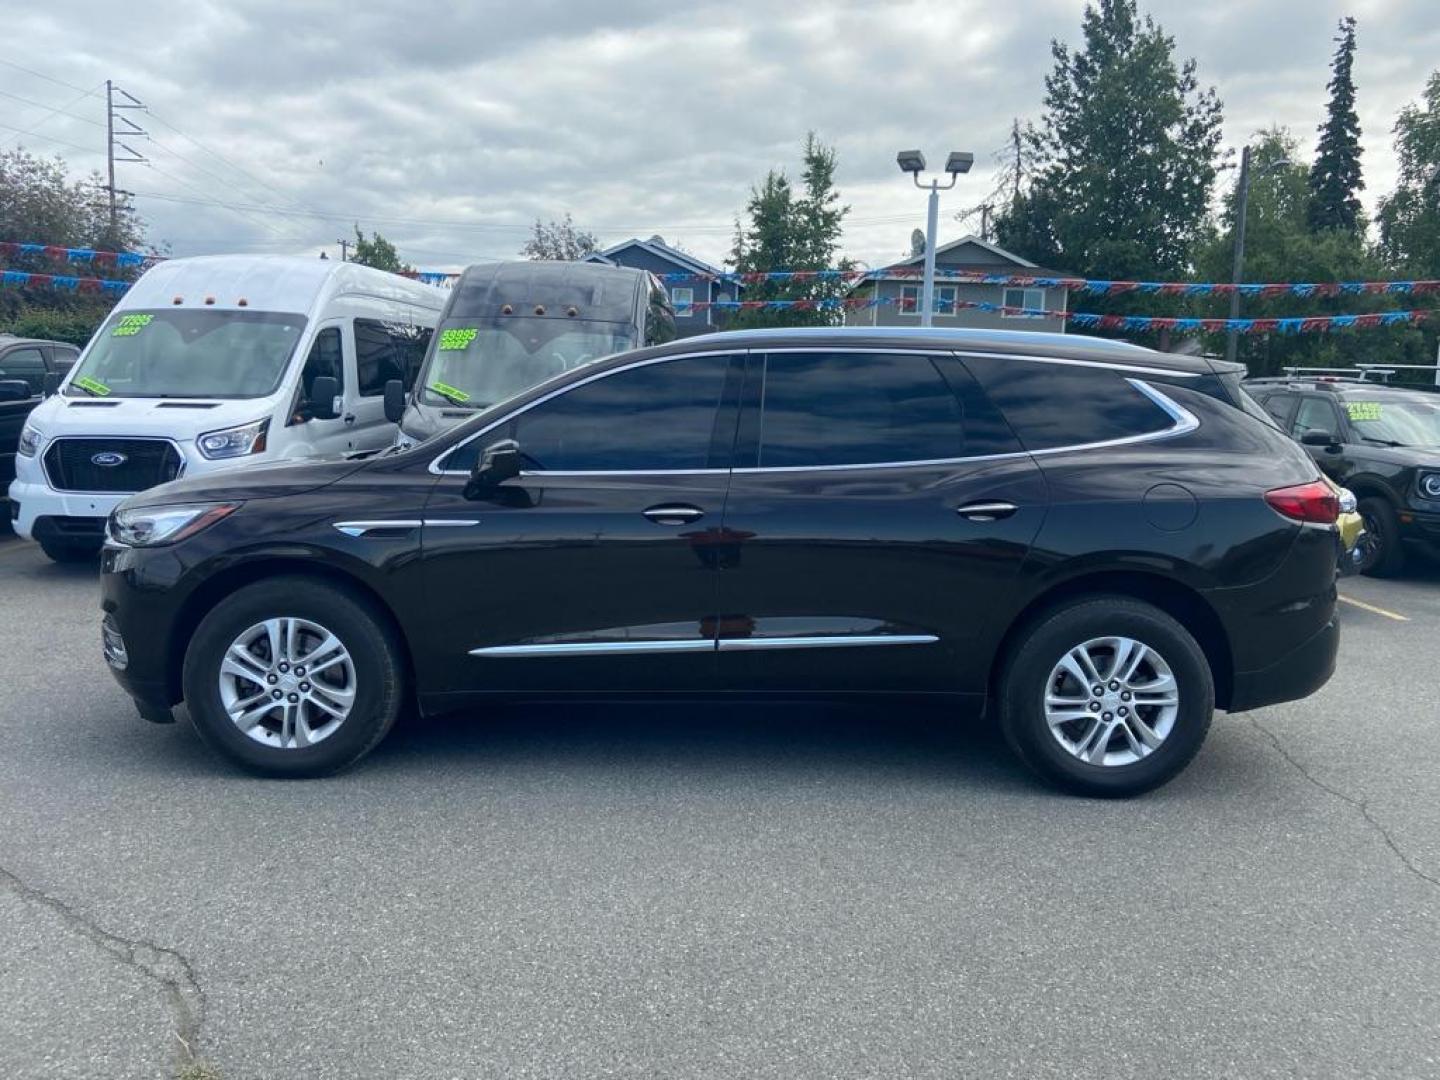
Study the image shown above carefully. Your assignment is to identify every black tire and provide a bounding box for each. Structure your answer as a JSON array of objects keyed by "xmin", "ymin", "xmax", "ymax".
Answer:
[
  {"xmin": 1357, "ymin": 496, "xmax": 1406, "ymax": 578},
  {"xmin": 38, "ymin": 538, "xmax": 100, "ymax": 563},
  {"xmin": 182, "ymin": 576, "xmax": 405, "ymax": 777},
  {"xmin": 998, "ymin": 596, "xmax": 1215, "ymax": 798}
]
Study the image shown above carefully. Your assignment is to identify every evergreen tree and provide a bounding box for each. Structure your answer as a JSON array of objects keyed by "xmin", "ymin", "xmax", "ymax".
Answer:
[
  {"xmin": 728, "ymin": 133, "xmax": 852, "ymax": 328},
  {"xmin": 1307, "ymin": 17, "xmax": 1364, "ymax": 233},
  {"xmin": 993, "ymin": 0, "xmax": 1223, "ymax": 280}
]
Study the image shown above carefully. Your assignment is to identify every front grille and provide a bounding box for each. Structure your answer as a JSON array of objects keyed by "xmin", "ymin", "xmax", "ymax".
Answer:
[{"xmin": 43, "ymin": 438, "xmax": 182, "ymax": 493}]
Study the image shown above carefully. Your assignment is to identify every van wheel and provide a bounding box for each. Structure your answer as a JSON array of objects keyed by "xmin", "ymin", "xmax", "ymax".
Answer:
[
  {"xmin": 998, "ymin": 597, "xmax": 1214, "ymax": 797},
  {"xmin": 182, "ymin": 577, "xmax": 405, "ymax": 777},
  {"xmin": 1357, "ymin": 497, "xmax": 1406, "ymax": 577},
  {"xmin": 38, "ymin": 538, "xmax": 99, "ymax": 563}
]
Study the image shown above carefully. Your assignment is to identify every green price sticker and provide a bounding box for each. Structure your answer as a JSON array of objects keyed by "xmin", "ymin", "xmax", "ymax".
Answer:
[
  {"xmin": 428, "ymin": 381, "xmax": 471, "ymax": 404},
  {"xmin": 1347, "ymin": 401, "xmax": 1382, "ymax": 422},
  {"xmin": 111, "ymin": 313, "xmax": 153, "ymax": 338},
  {"xmin": 438, "ymin": 328, "xmax": 478, "ymax": 351},
  {"xmin": 74, "ymin": 375, "xmax": 111, "ymax": 396}
]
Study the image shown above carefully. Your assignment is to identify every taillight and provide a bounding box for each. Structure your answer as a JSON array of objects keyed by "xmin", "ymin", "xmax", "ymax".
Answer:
[{"xmin": 1265, "ymin": 481, "xmax": 1340, "ymax": 524}]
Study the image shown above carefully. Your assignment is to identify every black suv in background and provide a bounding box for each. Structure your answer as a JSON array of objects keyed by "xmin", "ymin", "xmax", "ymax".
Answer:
[
  {"xmin": 100, "ymin": 328, "xmax": 1340, "ymax": 796},
  {"xmin": 0, "ymin": 335, "xmax": 80, "ymax": 531},
  {"xmin": 1247, "ymin": 375, "xmax": 1440, "ymax": 575}
]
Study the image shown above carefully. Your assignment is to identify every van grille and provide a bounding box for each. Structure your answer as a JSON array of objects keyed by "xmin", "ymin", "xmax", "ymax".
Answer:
[{"xmin": 43, "ymin": 438, "xmax": 183, "ymax": 493}]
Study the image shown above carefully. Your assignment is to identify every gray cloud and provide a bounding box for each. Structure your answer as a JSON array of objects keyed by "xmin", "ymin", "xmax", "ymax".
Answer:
[{"xmin": 5, "ymin": 0, "xmax": 1437, "ymax": 272}]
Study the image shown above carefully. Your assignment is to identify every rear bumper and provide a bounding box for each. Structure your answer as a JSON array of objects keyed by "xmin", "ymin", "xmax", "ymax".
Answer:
[{"xmin": 1228, "ymin": 615, "xmax": 1339, "ymax": 713}]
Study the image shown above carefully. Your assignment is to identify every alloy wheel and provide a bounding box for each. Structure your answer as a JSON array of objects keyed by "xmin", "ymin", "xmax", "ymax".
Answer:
[
  {"xmin": 1043, "ymin": 636, "xmax": 1180, "ymax": 767},
  {"xmin": 217, "ymin": 617, "xmax": 357, "ymax": 749}
]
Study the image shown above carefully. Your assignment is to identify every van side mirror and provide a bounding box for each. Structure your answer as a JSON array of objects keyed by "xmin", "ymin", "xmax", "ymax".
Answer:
[
  {"xmin": 1300, "ymin": 429, "xmax": 1340, "ymax": 449},
  {"xmin": 383, "ymin": 379, "xmax": 406, "ymax": 424},
  {"xmin": 0, "ymin": 379, "xmax": 29, "ymax": 402},
  {"xmin": 308, "ymin": 375, "xmax": 341, "ymax": 421},
  {"xmin": 465, "ymin": 438, "xmax": 523, "ymax": 500},
  {"xmin": 42, "ymin": 372, "xmax": 62, "ymax": 398}
]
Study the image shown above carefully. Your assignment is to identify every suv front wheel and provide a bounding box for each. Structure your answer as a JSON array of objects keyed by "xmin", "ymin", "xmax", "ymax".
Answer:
[
  {"xmin": 182, "ymin": 577, "xmax": 405, "ymax": 777},
  {"xmin": 998, "ymin": 597, "xmax": 1215, "ymax": 797}
]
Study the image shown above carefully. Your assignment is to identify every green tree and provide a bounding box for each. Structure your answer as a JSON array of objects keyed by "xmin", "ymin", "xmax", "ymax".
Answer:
[
  {"xmin": 520, "ymin": 213, "xmax": 599, "ymax": 261},
  {"xmin": 349, "ymin": 226, "xmax": 413, "ymax": 274},
  {"xmin": 1307, "ymin": 17, "xmax": 1364, "ymax": 234},
  {"xmin": 1378, "ymin": 70, "xmax": 1440, "ymax": 278},
  {"xmin": 727, "ymin": 133, "xmax": 852, "ymax": 328},
  {"xmin": 0, "ymin": 148, "xmax": 150, "ymax": 341},
  {"xmin": 993, "ymin": 0, "xmax": 1223, "ymax": 281}
]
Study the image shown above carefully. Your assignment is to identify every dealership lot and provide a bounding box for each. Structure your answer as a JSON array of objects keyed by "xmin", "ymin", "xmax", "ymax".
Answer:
[{"xmin": 1, "ymin": 534, "xmax": 1437, "ymax": 1080}]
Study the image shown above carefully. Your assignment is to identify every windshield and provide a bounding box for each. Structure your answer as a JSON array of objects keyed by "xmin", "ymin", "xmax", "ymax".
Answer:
[
  {"xmin": 65, "ymin": 309, "xmax": 308, "ymax": 400},
  {"xmin": 420, "ymin": 317, "xmax": 634, "ymax": 409},
  {"xmin": 1343, "ymin": 396, "xmax": 1440, "ymax": 447}
]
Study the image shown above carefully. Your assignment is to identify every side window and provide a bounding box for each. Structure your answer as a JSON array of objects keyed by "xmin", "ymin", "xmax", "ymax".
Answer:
[
  {"xmin": 463, "ymin": 353, "xmax": 735, "ymax": 473},
  {"xmin": 749, "ymin": 352, "xmax": 983, "ymax": 468},
  {"xmin": 1291, "ymin": 396, "xmax": 1342, "ymax": 439},
  {"xmin": 49, "ymin": 346, "xmax": 80, "ymax": 375},
  {"xmin": 294, "ymin": 328, "xmax": 343, "ymax": 422},
  {"xmin": 961, "ymin": 353, "xmax": 1179, "ymax": 452},
  {"xmin": 1002, "ymin": 288, "xmax": 1046, "ymax": 318},
  {"xmin": 354, "ymin": 318, "xmax": 407, "ymax": 396},
  {"xmin": 1255, "ymin": 390, "xmax": 1297, "ymax": 429},
  {"xmin": 645, "ymin": 277, "xmax": 678, "ymax": 345},
  {"xmin": 0, "ymin": 347, "xmax": 48, "ymax": 395}
]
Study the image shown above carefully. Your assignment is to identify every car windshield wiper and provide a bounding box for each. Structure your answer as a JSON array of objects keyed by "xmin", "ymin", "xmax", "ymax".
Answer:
[{"xmin": 1360, "ymin": 436, "xmax": 1406, "ymax": 447}]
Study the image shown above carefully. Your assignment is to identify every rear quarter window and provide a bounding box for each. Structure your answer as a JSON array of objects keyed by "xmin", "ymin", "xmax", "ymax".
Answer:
[{"xmin": 959, "ymin": 354, "xmax": 1181, "ymax": 452}]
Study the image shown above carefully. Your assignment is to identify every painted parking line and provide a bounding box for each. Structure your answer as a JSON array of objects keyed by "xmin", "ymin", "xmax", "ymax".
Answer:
[{"xmin": 1337, "ymin": 593, "xmax": 1410, "ymax": 622}]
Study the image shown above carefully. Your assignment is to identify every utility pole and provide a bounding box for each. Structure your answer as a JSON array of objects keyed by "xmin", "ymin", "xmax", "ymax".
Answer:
[
  {"xmin": 336, "ymin": 238, "xmax": 350, "ymax": 262},
  {"xmin": 1226, "ymin": 146, "xmax": 1293, "ymax": 365},
  {"xmin": 103, "ymin": 80, "xmax": 147, "ymax": 236}
]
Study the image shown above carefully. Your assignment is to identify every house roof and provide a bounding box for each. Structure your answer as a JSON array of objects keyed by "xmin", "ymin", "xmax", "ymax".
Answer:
[
  {"xmin": 586, "ymin": 236, "xmax": 724, "ymax": 278},
  {"xmin": 872, "ymin": 234, "xmax": 1073, "ymax": 281}
]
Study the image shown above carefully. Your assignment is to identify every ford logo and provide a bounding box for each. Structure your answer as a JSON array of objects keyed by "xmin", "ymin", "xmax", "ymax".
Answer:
[{"xmin": 91, "ymin": 451, "xmax": 128, "ymax": 467}]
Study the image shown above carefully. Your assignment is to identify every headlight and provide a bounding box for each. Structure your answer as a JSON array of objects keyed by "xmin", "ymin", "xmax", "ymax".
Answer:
[
  {"xmin": 1420, "ymin": 474, "xmax": 1440, "ymax": 500},
  {"xmin": 17, "ymin": 425, "xmax": 42, "ymax": 458},
  {"xmin": 197, "ymin": 418, "xmax": 269, "ymax": 460},
  {"xmin": 107, "ymin": 502, "xmax": 240, "ymax": 547}
]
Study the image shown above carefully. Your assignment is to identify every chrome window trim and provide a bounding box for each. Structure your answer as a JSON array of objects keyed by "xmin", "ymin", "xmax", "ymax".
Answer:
[
  {"xmin": 40, "ymin": 434, "xmax": 188, "ymax": 495},
  {"xmin": 334, "ymin": 518, "xmax": 481, "ymax": 536},
  {"xmin": 428, "ymin": 343, "xmax": 1203, "ymax": 477},
  {"xmin": 469, "ymin": 633, "xmax": 939, "ymax": 658}
]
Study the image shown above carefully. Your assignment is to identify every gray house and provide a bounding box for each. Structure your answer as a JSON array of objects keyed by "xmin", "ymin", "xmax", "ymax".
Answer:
[
  {"xmin": 845, "ymin": 235, "xmax": 1072, "ymax": 333},
  {"xmin": 584, "ymin": 236, "xmax": 736, "ymax": 337}
]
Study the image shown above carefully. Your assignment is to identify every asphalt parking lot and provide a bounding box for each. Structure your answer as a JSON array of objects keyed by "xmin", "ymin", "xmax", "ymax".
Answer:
[{"xmin": 1, "ymin": 533, "xmax": 1438, "ymax": 1080}]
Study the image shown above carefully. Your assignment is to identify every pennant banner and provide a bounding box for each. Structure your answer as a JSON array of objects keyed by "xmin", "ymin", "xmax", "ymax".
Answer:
[
  {"xmin": 1, "ymin": 269, "xmax": 132, "ymax": 293},
  {"xmin": 0, "ymin": 241, "xmax": 154, "ymax": 269}
]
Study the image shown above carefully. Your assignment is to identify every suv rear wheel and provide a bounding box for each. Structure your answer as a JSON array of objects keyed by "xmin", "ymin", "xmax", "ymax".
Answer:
[
  {"xmin": 998, "ymin": 597, "xmax": 1214, "ymax": 797},
  {"xmin": 182, "ymin": 577, "xmax": 405, "ymax": 777}
]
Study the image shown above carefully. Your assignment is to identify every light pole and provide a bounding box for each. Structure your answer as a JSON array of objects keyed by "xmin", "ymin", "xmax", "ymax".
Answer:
[
  {"xmin": 897, "ymin": 149, "xmax": 974, "ymax": 326},
  {"xmin": 1226, "ymin": 146, "xmax": 1292, "ymax": 364}
]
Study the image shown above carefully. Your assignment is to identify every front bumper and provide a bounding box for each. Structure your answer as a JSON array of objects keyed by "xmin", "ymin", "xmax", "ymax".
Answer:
[
  {"xmin": 8, "ymin": 477, "xmax": 125, "ymax": 540},
  {"xmin": 1229, "ymin": 615, "xmax": 1339, "ymax": 713}
]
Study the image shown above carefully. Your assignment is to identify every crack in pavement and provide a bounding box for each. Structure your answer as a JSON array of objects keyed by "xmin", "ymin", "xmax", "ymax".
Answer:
[
  {"xmin": 1250, "ymin": 716, "xmax": 1440, "ymax": 891},
  {"xmin": 0, "ymin": 862, "xmax": 207, "ymax": 1075}
]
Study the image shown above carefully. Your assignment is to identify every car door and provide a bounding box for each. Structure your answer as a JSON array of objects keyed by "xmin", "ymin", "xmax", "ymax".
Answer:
[
  {"xmin": 352, "ymin": 318, "xmax": 431, "ymax": 454},
  {"xmin": 1290, "ymin": 394, "xmax": 1349, "ymax": 482},
  {"xmin": 0, "ymin": 346, "xmax": 49, "ymax": 397},
  {"xmin": 289, "ymin": 323, "xmax": 355, "ymax": 458},
  {"xmin": 713, "ymin": 349, "xmax": 1048, "ymax": 699},
  {"xmin": 415, "ymin": 350, "xmax": 743, "ymax": 701}
]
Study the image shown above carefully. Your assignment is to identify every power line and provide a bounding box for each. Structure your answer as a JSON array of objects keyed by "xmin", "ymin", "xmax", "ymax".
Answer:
[
  {"xmin": 0, "ymin": 121, "xmax": 103, "ymax": 156},
  {"xmin": 0, "ymin": 57, "xmax": 93, "ymax": 95}
]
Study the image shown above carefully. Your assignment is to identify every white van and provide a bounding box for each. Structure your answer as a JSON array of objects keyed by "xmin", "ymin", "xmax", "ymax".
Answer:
[{"xmin": 9, "ymin": 255, "xmax": 443, "ymax": 561}]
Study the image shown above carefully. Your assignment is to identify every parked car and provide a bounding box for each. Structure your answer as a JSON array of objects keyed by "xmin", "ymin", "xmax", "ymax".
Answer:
[
  {"xmin": 1245, "ymin": 374, "xmax": 1440, "ymax": 575},
  {"xmin": 100, "ymin": 326, "xmax": 1340, "ymax": 796},
  {"xmin": 388, "ymin": 260, "xmax": 675, "ymax": 446},
  {"xmin": 10, "ymin": 255, "xmax": 444, "ymax": 562},
  {"xmin": 0, "ymin": 335, "xmax": 80, "ymax": 531}
]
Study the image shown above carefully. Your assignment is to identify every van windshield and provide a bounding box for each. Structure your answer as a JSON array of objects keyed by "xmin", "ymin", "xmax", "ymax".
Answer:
[
  {"xmin": 64, "ymin": 309, "xmax": 308, "ymax": 399},
  {"xmin": 420, "ymin": 317, "xmax": 634, "ymax": 408}
]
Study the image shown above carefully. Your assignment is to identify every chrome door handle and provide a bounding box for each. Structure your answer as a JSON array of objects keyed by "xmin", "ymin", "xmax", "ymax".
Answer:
[
  {"xmin": 642, "ymin": 504, "xmax": 704, "ymax": 525},
  {"xmin": 955, "ymin": 501, "xmax": 1018, "ymax": 522}
]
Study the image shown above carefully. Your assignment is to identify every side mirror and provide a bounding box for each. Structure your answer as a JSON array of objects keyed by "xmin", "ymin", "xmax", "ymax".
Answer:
[
  {"xmin": 383, "ymin": 379, "xmax": 406, "ymax": 424},
  {"xmin": 42, "ymin": 372, "xmax": 62, "ymax": 398},
  {"xmin": 464, "ymin": 438, "xmax": 523, "ymax": 500},
  {"xmin": 308, "ymin": 375, "xmax": 341, "ymax": 421},
  {"xmin": 1301, "ymin": 429, "xmax": 1340, "ymax": 448},
  {"xmin": 0, "ymin": 379, "xmax": 30, "ymax": 402}
]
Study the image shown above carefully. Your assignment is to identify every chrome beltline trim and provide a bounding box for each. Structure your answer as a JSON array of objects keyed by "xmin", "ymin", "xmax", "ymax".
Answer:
[
  {"xmin": 334, "ymin": 518, "xmax": 481, "ymax": 536},
  {"xmin": 469, "ymin": 634, "xmax": 939, "ymax": 657}
]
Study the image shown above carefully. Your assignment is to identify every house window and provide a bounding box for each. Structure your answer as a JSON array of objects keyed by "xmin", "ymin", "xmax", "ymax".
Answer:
[
  {"xmin": 670, "ymin": 287, "xmax": 694, "ymax": 316},
  {"xmin": 1002, "ymin": 287, "xmax": 1047, "ymax": 319},
  {"xmin": 898, "ymin": 284, "xmax": 959, "ymax": 316}
]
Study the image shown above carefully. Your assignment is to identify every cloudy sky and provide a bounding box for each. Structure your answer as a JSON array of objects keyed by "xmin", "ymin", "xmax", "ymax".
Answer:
[{"xmin": 4, "ymin": 1, "xmax": 1437, "ymax": 272}]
